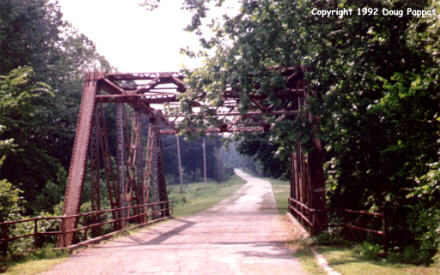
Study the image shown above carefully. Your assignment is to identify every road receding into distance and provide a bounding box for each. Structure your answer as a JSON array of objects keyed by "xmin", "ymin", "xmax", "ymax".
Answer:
[{"xmin": 43, "ymin": 169, "xmax": 307, "ymax": 274}]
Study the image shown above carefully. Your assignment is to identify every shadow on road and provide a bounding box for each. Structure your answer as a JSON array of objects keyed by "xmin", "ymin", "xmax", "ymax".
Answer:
[
  {"xmin": 140, "ymin": 219, "xmax": 197, "ymax": 245},
  {"xmin": 87, "ymin": 218, "xmax": 197, "ymax": 250}
]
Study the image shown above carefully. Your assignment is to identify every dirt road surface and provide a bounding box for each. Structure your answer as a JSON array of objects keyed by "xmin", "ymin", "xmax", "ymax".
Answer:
[{"xmin": 42, "ymin": 169, "xmax": 307, "ymax": 274}]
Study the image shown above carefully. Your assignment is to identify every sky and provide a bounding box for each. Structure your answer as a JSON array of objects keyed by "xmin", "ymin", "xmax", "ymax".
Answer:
[{"xmin": 58, "ymin": 0, "xmax": 203, "ymax": 72}]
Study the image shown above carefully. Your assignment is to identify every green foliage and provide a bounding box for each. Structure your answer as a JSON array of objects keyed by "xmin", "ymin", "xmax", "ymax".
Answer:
[
  {"xmin": 0, "ymin": 0, "xmax": 63, "ymax": 74},
  {"xmin": 169, "ymin": 0, "xmax": 440, "ymax": 264},
  {"xmin": 405, "ymin": 148, "xmax": 440, "ymax": 263},
  {"xmin": 235, "ymin": 133, "xmax": 288, "ymax": 178},
  {"xmin": 0, "ymin": 0, "xmax": 112, "ymax": 215},
  {"xmin": 358, "ymin": 241, "xmax": 383, "ymax": 261},
  {"xmin": 33, "ymin": 166, "xmax": 66, "ymax": 213},
  {"xmin": 0, "ymin": 179, "xmax": 24, "ymax": 222},
  {"xmin": 312, "ymin": 231, "xmax": 353, "ymax": 247},
  {"xmin": 162, "ymin": 135, "xmax": 230, "ymax": 183},
  {"xmin": 0, "ymin": 66, "xmax": 58, "ymax": 214}
]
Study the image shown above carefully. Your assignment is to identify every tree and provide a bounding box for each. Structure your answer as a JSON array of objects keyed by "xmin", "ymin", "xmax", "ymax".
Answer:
[
  {"xmin": 0, "ymin": 66, "xmax": 55, "ymax": 212},
  {"xmin": 0, "ymin": 0, "xmax": 112, "ymax": 213},
  {"xmin": 0, "ymin": 0, "xmax": 63, "ymax": 75},
  {"xmin": 145, "ymin": 0, "xmax": 440, "ymax": 262},
  {"xmin": 235, "ymin": 133, "xmax": 287, "ymax": 178},
  {"xmin": 0, "ymin": 179, "xmax": 24, "ymax": 222},
  {"xmin": 162, "ymin": 135, "xmax": 226, "ymax": 183}
]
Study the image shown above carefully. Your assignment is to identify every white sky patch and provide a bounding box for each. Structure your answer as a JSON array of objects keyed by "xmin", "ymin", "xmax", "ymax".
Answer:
[
  {"xmin": 58, "ymin": 0, "xmax": 241, "ymax": 73},
  {"xmin": 58, "ymin": 0, "xmax": 203, "ymax": 72}
]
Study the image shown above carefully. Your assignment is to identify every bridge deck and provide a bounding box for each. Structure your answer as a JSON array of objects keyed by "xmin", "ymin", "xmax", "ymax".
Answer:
[{"xmin": 43, "ymin": 170, "xmax": 307, "ymax": 275}]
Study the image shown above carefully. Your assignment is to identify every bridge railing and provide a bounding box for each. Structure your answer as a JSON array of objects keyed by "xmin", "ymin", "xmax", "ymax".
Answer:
[
  {"xmin": 288, "ymin": 198, "xmax": 387, "ymax": 252},
  {"xmin": 0, "ymin": 200, "xmax": 173, "ymax": 257}
]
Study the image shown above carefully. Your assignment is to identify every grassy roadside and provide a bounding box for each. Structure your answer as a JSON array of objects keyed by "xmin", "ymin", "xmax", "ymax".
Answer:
[
  {"xmin": 267, "ymin": 177, "xmax": 326, "ymax": 274},
  {"xmin": 265, "ymin": 177, "xmax": 290, "ymax": 215},
  {"xmin": 2, "ymin": 249, "xmax": 69, "ymax": 275},
  {"xmin": 4, "ymin": 258, "xmax": 67, "ymax": 275},
  {"xmin": 3, "ymin": 175, "xmax": 246, "ymax": 275},
  {"xmin": 315, "ymin": 246, "xmax": 440, "ymax": 275},
  {"xmin": 267, "ymin": 177, "xmax": 440, "ymax": 275},
  {"xmin": 167, "ymin": 174, "xmax": 246, "ymax": 217}
]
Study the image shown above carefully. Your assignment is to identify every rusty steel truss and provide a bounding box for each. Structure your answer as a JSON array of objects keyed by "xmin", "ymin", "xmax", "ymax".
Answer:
[{"xmin": 58, "ymin": 67, "xmax": 327, "ymax": 247}]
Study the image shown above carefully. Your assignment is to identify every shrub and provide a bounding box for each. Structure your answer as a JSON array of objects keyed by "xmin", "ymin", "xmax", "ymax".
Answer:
[
  {"xmin": 0, "ymin": 179, "xmax": 24, "ymax": 222},
  {"xmin": 406, "ymin": 155, "xmax": 440, "ymax": 264},
  {"xmin": 358, "ymin": 241, "xmax": 382, "ymax": 261},
  {"xmin": 312, "ymin": 231, "xmax": 352, "ymax": 247}
]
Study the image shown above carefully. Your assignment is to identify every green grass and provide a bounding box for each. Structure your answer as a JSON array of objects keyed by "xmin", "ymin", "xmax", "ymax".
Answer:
[
  {"xmin": 266, "ymin": 177, "xmax": 326, "ymax": 274},
  {"xmin": 4, "ymin": 258, "xmax": 67, "ymax": 275},
  {"xmin": 293, "ymin": 241, "xmax": 327, "ymax": 275},
  {"xmin": 2, "ymin": 175, "xmax": 246, "ymax": 274},
  {"xmin": 265, "ymin": 177, "xmax": 440, "ymax": 275},
  {"xmin": 264, "ymin": 177, "xmax": 290, "ymax": 215},
  {"xmin": 3, "ymin": 248, "xmax": 68, "ymax": 275},
  {"xmin": 315, "ymin": 245, "xmax": 440, "ymax": 275},
  {"xmin": 167, "ymin": 174, "xmax": 246, "ymax": 217}
]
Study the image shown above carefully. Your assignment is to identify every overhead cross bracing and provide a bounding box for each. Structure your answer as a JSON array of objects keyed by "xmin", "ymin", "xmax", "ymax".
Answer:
[{"xmin": 93, "ymin": 67, "xmax": 305, "ymax": 134}]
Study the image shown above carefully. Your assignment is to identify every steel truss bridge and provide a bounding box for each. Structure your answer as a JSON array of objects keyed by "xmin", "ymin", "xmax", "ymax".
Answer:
[
  {"xmin": 63, "ymin": 67, "xmax": 328, "ymax": 247},
  {"xmin": 1, "ymin": 67, "xmax": 332, "ymax": 252}
]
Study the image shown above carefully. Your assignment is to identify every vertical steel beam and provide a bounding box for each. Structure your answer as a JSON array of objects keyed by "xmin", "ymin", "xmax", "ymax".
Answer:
[
  {"xmin": 134, "ymin": 109, "xmax": 145, "ymax": 222},
  {"xmin": 115, "ymin": 103, "xmax": 126, "ymax": 228},
  {"xmin": 289, "ymin": 152, "xmax": 295, "ymax": 200},
  {"xmin": 293, "ymin": 147, "xmax": 299, "ymax": 202},
  {"xmin": 97, "ymin": 105, "xmax": 120, "ymax": 224},
  {"xmin": 142, "ymin": 123, "xmax": 154, "ymax": 212},
  {"xmin": 296, "ymin": 141, "xmax": 304, "ymax": 203},
  {"xmin": 305, "ymin": 90, "xmax": 328, "ymax": 235},
  {"xmin": 58, "ymin": 72, "xmax": 102, "ymax": 248},
  {"xmin": 149, "ymin": 120, "xmax": 159, "ymax": 206},
  {"xmin": 89, "ymin": 110, "xmax": 101, "ymax": 237},
  {"xmin": 144, "ymin": 118, "xmax": 159, "ymax": 218},
  {"xmin": 143, "ymin": 116, "xmax": 169, "ymax": 217},
  {"xmin": 308, "ymin": 135, "xmax": 328, "ymax": 235},
  {"xmin": 127, "ymin": 108, "xmax": 143, "ymax": 222},
  {"xmin": 154, "ymin": 121, "xmax": 169, "ymax": 216}
]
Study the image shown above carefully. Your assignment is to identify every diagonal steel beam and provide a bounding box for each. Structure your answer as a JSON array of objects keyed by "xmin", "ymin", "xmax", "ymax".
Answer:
[{"xmin": 58, "ymin": 72, "xmax": 103, "ymax": 247}]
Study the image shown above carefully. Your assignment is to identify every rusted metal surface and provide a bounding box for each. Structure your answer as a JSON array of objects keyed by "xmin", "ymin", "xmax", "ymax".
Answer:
[
  {"xmin": 147, "ymin": 118, "xmax": 161, "ymax": 218},
  {"xmin": 53, "ymin": 67, "xmax": 318, "ymax": 249},
  {"xmin": 160, "ymin": 126, "xmax": 271, "ymax": 135},
  {"xmin": 154, "ymin": 121, "xmax": 169, "ymax": 216},
  {"xmin": 143, "ymin": 123, "xmax": 154, "ymax": 207},
  {"xmin": 127, "ymin": 108, "xmax": 144, "ymax": 222},
  {"xmin": 115, "ymin": 103, "xmax": 127, "ymax": 228},
  {"xmin": 96, "ymin": 105, "xmax": 120, "ymax": 226},
  {"xmin": 285, "ymin": 78, "xmax": 328, "ymax": 236},
  {"xmin": 328, "ymin": 208, "xmax": 384, "ymax": 217},
  {"xmin": 58, "ymin": 72, "xmax": 103, "ymax": 247},
  {"xmin": 89, "ymin": 110, "xmax": 102, "ymax": 237},
  {"xmin": 95, "ymin": 69, "xmax": 304, "ymax": 135},
  {"xmin": 288, "ymin": 198, "xmax": 388, "ymax": 251},
  {"xmin": 1, "ymin": 201, "xmax": 173, "ymax": 254},
  {"xmin": 1, "ymin": 67, "xmax": 332, "ymax": 255}
]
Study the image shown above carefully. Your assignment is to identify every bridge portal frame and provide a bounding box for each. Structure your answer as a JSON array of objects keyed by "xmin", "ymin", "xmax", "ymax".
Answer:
[{"xmin": 58, "ymin": 67, "xmax": 327, "ymax": 247}]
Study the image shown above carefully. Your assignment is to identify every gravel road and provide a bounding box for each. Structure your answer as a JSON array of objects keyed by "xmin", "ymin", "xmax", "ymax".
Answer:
[{"xmin": 42, "ymin": 169, "xmax": 307, "ymax": 275}]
